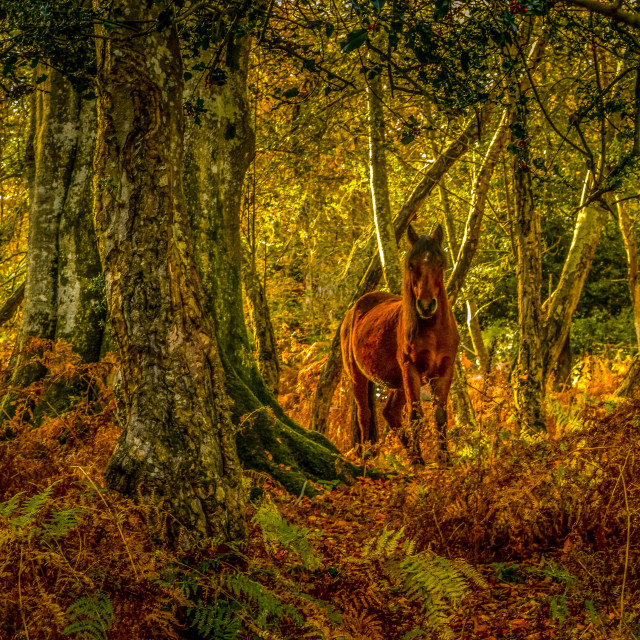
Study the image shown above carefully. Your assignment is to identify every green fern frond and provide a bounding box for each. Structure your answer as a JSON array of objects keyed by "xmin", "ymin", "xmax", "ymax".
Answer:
[
  {"xmin": 452, "ymin": 558, "xmax": 489, "ymax": 589},
  {"xmin": 362, "ymin": 527, "xmax": 406, "ymax": 561},
  {"xmin": 226, "ymin": 573, "xmax": 304, "ymax": 629},
  {"xmin": 0, "ymin": 492, "xmax": 25, "ymax": 519},
  {"xmin": 62, "ymin": 591, "xmax": 114, "ymax": 640},
  {"xmin": 188, "ymin": 601, "xmax": 243, "ymax": 639},
  {"xmin": 42, "ymin": 508, "xmax": 84, "ymax": 541},
  {"xmin": 401, "ymin": 630, "xmax": 427, "ymax": 639},
  {"xmin": 253, "ymin": 505, "xmax": 320, "ymax": 570},
  {"xmin": 10, "ymin": 482, "xmax": 60, "ymax": 531}
]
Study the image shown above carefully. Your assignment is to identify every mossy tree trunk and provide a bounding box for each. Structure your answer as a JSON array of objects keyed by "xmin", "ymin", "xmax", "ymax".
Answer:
[
  {"xmin": 94, "ymin": 2, "xmax": 247, "ymax": 547},
  {"xmin": 244, "ymin": 263, "xmax": 281, "ymax": 396},
  {"xmin": 616, "ymin": 198, "xmax": 640, "ymax": 351},
  {"xmin": 541, "ymin": 175, "xmax": 608, "ymax": 379},
  {"xmin": 1, "ymin": 65, "xmax": 105, "ymax": 422},
  {"xmin": 511, "ymin": 101, "xmax": 546, "ymax": 433},
  {"xmin": 182, "ymin": 30, "xmax": 348, "ymax": 494}
]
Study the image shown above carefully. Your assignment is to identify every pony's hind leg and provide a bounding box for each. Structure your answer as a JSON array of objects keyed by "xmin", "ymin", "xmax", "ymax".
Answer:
[
  {"xmin": 367, "ymin": 380, "xmax": 378, "ymax": 444},
  {"xmin": 351, "ymin": 370, "xmax": 373, "ymax": 447}
]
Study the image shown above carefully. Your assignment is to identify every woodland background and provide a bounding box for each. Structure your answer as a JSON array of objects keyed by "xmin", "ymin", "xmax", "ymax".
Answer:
[{"xmin": 0, "ymin": 0, "xmax": 640, "ymax": 639}]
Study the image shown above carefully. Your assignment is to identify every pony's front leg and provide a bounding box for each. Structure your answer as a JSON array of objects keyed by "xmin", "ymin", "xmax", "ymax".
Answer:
[
  {"xmin": 401, "ymin": 361, "xmax": 424, "ymax": 464},
  {"xmin": 429, "ymin": 367, "xmax": 454, "ymax": 466}
]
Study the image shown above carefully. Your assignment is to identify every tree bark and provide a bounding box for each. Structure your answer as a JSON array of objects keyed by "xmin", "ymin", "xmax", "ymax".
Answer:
[
  {"xmin": 310, "ymin": 108, "xmax": 492, "ymax": 434},
  {"xmin": 541, "ymin": 173, "xmax": 608, "ymax": 378},
  {"xmin": 466, "ymin": 298, "xmax": 489, "ymax": 373},
  {"xmin": 449, "ymin": 358, "xmax": 478, "ymax": 430},
  {"xmin": 183, "ymin": 37, "xmax": 258, "ymax": 387},
  {"xmin": 616, "ymin": 199, "xmax": 640, "ymax": 351},
  {"xmin": 511, "ymin": 122, "xmax": 546, "ymax": 433},
  {"xmin": 94, "ymin": 3, "xmax": 247, "ymax": 547},
  {"xmin": 367, "ymin": 70, "xmax": 402, "ymax": 294},
  {"xmin": 439, "ymin": 179, "xmax": 479, "ymax": 427},
  {"xmin": 182, "ymin": 27, "xmax": 350, "ymax": 493},
  {"xmin": 447, "ymin": 110, "xmax": 510, "ymax": 305},
  {"xmin": 0, "ymin": 280, "xmax": 25, "ymax": 327},
  {"xmin": 1, "ymin": 66, "xmax": 104, "ymax": 420},
  {"xmin": 244, "ymin": 263, "xmax": 280, "ymax": 396}
]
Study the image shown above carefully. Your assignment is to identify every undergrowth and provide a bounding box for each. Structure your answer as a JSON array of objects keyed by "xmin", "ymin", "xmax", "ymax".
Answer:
[{"xmin": 0, "ymin": 340, "xmax": 638, "ymax": 639}]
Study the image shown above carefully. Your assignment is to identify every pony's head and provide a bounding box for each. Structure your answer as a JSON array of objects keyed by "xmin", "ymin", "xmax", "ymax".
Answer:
[{"xmin": 404, "ymin": 224, "xmax": 446, "ymax": 322}]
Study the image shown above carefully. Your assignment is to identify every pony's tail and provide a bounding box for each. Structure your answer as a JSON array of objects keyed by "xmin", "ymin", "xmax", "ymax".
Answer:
[{"xmin": 367, "ymin": 380, "xmax": 378, "ymax": 444}]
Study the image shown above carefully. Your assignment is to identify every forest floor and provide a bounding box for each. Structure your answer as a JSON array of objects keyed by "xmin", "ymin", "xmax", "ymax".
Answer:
[{"xmin": 0, "ymin": 340, "xmax": 638, "ymax": 640}]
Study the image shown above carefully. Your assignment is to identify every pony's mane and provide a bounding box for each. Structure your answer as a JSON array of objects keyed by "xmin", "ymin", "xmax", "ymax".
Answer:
[{"xmin": 402, "ymin": 236, "xmax": 446, "ymax": 346}]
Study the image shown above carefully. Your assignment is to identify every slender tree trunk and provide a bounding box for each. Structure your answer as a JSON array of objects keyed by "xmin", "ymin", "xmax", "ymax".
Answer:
[
  {"xmin": 541, "ymin": 173, "xmax": 608, "ymax": 378},
  {"xmin": 511, "ymin": 111, "xmax": 546, "ymax": 433},
  {"xmin": 367, "ymin": 70, "xmax": 402, "ymax": 294},
  {"xmin": 1, "ymin": 66, "xmax": 104, "ymax": 420},
  {"xmin": 94, "ymin": 3, "xmax": 246, "ymax": 547},
  {"xmin": 466, "ymin": 298, "xmax": 489, "ymax": 373},
  {"xmin": 244, "ymin": 263, "xmax": 280, "ymax": 395},
  {"xmin": 439, "ymin": 179, "xmax": 478, "ymax": 427},
  {"xmin": 449, "ymin": 358, "xmax": 478, "ymax": 430},
  {"xmin": 504, "ymin": 33, "xmax": 548, "ymax": 433},
  {"xmin": 447, "ymin": 110, "xmax": 510, "ymax": 305},
  {"xmin": 310, "ymin": 108, "xmax": 492, "ymax": 433},
  {"xmin": 616, "ymin": 199, "xmax": 640, "ymax": 350}
]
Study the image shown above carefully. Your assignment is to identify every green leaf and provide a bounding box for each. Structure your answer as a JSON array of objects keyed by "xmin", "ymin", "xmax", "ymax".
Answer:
[
  {"xmin": 434, "ymin": 0, "xmax": 451, "ymax": 20},
  {"xmin": 302, "ymin": 58, "xmax": 317, "ymax": 73},
  {"xmin": 400, "ymin": 132, "xmax": 415, "ymax": 145},
  {"xmin": 35, "ymin": 74, "xmax": 48, "ymax": 85},
  {"xmin": 340, "ymin": 29, "xmax": 368, "ymax": 53},
  {"xmin": 372, "ymin": 0, "xmax": 386, "ymax": 11},
  {"xmin": 460, "ymin": 51, "xmax": 469, "ymax": 73},
  {"xmin": 584, "ymin": 600, "xmax": 598, "ymax": 625},
  {"xmin": 325, "ymin": 21, "xmax": 335, "ymax": 38},
  {"xmin": 156, "ymin": 7, "xmax": 173, "ymax": 32}
]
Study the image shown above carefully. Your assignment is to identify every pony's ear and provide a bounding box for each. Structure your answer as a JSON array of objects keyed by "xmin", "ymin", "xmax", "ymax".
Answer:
[
  {"xmin": 407, "ymin": 225, "xmax": 419, "ymax": 246},
  {"xmin": 432, "ymin": 224, "xmax": 444, "ymax": 247}
]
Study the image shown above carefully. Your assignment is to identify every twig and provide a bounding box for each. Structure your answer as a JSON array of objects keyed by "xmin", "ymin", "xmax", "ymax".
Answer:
[
  {"xmin": 619, "ymin": 451, "xmax": 632, "ymax": 633},
  {"xmin": 295, "ymin": 480, "xmax": 308, "ymax": 505},
  {"xmin": 18, "ymin": 545, "xmax": 29, "ymax": 640}
]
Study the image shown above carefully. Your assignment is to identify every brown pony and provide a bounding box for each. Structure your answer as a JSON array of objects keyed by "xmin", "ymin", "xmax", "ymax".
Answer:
[{"xmin": 341, "ymin": 224, "xmax": 459, "ymax": 463}]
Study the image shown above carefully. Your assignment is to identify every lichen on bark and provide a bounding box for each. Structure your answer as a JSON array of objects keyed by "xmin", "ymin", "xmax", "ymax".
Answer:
[{"xmin": 93, "ymin": 2, "xmax": 247, "ymax": 546}]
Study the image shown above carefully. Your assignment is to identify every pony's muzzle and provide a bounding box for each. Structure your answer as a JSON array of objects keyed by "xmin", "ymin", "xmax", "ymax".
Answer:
[{"xmin": 417, "ymin": 298, "xmax": 438, "ymax": 318}]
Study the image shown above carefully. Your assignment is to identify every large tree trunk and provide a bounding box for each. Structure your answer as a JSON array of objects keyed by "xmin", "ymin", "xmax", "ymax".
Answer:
[
  {"xmin": 94, "ymin": 3, "xmax": 246, "ymax": 547},
  {"xmin": 310, "ymin": 108, "xmax": 492, "ymax": 434},
  {"xmin": 1, "ymin": 66, "xmax": 104, "ymax": 421},
  {"xmin": 367, "ymin": 69, "xmax": 402, "ymax": 294},
  {"xmin": 183, "ymin": 37, "xmax": 259, "ymax": 388},
  {"xmin": 182, "ymin": 27, "xmax": 350, "ymax": 493}
]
